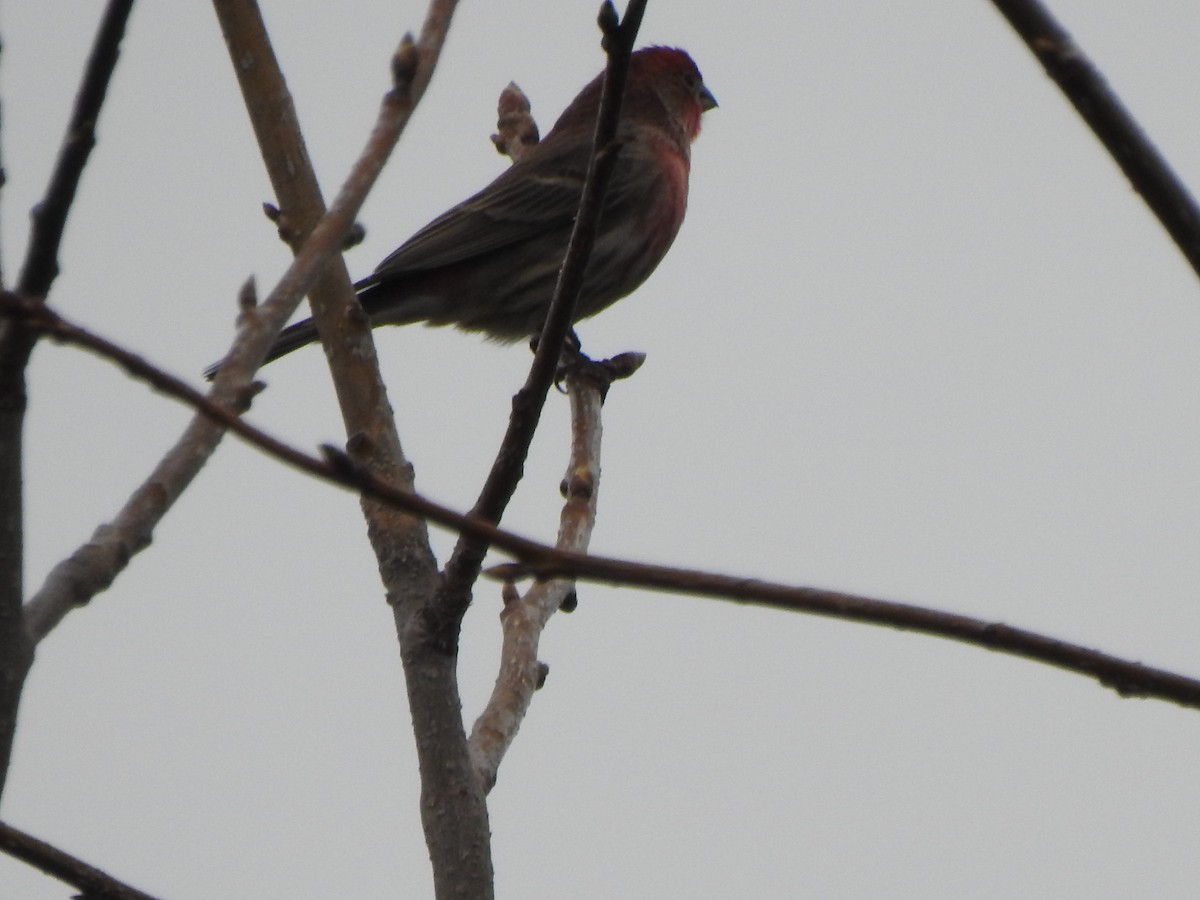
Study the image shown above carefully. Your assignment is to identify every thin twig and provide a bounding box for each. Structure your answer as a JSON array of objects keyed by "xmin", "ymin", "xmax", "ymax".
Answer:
[
  {"xmin": 211, "ymin": 0, "xmax": 431, "ymax": 582},
  {"xmin": 468, "ymin": 360, "xmax": 611, "ymax": 791},
  {"xmin": 496, "ymin": 557, "xmax": 1200, "ymax": 709},
  {"xmin": 437, "ymin": 0, "xmax": 649, "ymax": 636},
  {"xmin": 17, "ymin": 0, "xmax": 134, "ymax": 298},
  {"xmin": 18, "ymin": 26, "xmax": 431, "ymax": 643},
  {"xmin": 0, "ymin": 0, "xmax": 134, "ymax": 802},
  {"xmin": 208, "ymin": 5, "xmax": 425, "ymax": 399},
  {"xmin": 990, "ymin": 0, "xmax": 1200, "ymax": 278},
  {"xmin": 11, "ymin": 293, "xmax": 1200, "ymax": 712},
  {"xmin": 211, "ymin": 0, "xmax": 443, "ymax": 461},
  {"xmin": 0, "ymin": 820, "xmax": 160, "ymax": 900}
]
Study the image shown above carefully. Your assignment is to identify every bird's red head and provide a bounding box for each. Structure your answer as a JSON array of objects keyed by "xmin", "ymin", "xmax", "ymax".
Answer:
[
  {"xmin": 630, "ymin": 47, "xmax": 717, "ymax": 140},
  {"xmin": 549, "ymin": 46, "xmax": 715, "ymax": 144}
]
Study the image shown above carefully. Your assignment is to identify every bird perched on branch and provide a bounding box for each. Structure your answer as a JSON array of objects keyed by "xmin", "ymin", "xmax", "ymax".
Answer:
[{"xmin": 225, "ymin": 46, "xmax": 715, "ymax": 373}]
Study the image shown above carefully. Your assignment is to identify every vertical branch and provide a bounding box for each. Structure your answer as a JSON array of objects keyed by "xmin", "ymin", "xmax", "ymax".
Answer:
[
  {"xmin": 436, "ymin": 0, "xmax": 649, "ymax": 635},
  {"xmin": 468, "ymin": 355, "xmax": 639, "ymax": 791},
  {"xmin": 212, "ymin": 3, "xmax": 499, "ymax": 897},
  {"xmin": 0, "ymin": 0, "xmax": 134, "ymax": 801}
]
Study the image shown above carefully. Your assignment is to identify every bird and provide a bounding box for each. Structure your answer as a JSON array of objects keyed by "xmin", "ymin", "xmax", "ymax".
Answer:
[{"xmin": 213, "ymin": 46, "xmax": 714, "ymax": 376}]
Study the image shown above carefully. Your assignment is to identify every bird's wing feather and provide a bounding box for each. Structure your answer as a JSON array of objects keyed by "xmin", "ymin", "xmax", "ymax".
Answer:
[
  {"xmin": 365, "ymin": 140, "xmax": 645, "ymax": 281},
  {"xmin": 371, "ymin": 157, "xmax": 580, "ymax": 278}
]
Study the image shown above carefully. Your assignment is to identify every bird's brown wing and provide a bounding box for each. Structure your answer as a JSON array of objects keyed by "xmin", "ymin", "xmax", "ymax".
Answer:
[
  {"xmin": 368, "ymin": 152, "xmax": 585, "ymax": 280},
  {"xmin": 365, "ymin": 139, "xmax": 645, "ymax": 283}
]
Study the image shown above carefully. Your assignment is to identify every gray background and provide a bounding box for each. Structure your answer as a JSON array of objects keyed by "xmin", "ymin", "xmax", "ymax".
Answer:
[{"xmin": 3, "ymin": 1, "xmax": 1200, "ymax": 897}]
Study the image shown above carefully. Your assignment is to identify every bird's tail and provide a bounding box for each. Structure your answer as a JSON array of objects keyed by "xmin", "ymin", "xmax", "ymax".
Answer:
[
  {"xmin": 203, "ymin": 317, "xmax": 320, "ymax": 380},
  {"xmin": 263, "ymin": 318, "xmax": 322, "ymax": 364},
  {"xmin": 203, "ymin": 278, "xmax": 434, "ymax": 379}
]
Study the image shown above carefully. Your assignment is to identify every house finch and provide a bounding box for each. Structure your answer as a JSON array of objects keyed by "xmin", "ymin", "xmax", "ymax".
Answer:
[{"xmin": 253, "ymin": 46, "xmax": 714, "ymax": 368}]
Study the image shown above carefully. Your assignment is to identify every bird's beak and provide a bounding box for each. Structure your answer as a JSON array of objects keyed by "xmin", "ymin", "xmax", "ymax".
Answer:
[{"xmin": 699, "ymin": 85, "xmax": 718, "ymax": 111}]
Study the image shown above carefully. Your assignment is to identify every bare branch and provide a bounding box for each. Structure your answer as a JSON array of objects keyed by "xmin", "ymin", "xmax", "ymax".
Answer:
[
  {"xmin": 990, "ymin": 0, "xmax": 1200, "ymax": 278},
  {"xmin": 15, "ymin": 294, "xmax": 1200, "ymax": 712},
  {"xmin": 0, "ymin": 820, "xmax": 159, "ymax": 900},
  {"xmin": 215, "ymin": 3, "xmax": 497, "ymax": 895},
  {"xmin": 16, "ymin": 0, "xmax": 134, "ymax": 299},
  {"xmin": 438, "ymin": 0, "xmax": 650, "ymax": 638},
  {"xmin": 19, "ymin": 22, "xmax": 429, "ymax": 642},
  {"xmin": 208, "ymin": 4, "xmax": 425, "ymax": 394},
  {"xmin": 0, "ymin": 0, "xmax": 134, "ymax": 802},
  {"xmin": 468, "ymin": 359, "xmax": 612, "ymax": 791}
]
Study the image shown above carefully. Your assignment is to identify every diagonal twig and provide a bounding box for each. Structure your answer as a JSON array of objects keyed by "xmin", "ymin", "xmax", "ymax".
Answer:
[
  {"xmin": 0, "ymin": 820, "xmax": 159, "ymax": 900},
  {"xmin": 16, "ymin": 0, "xmax": 135, "ymax": 299},
  {"xmin": 19, "ymin": 31, "xmax": 430, "ymax": 643},
  {"xmin": 990, "ymin": 0, "xmax": 1200, "ymax": 278},
  {"xmin": 211, "ymin": 0, "xmax": 447, "ymax": 458}
]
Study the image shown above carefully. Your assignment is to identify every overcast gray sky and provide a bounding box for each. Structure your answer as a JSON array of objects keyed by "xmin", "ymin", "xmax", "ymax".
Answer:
[{"xmin": 4, "ymin": 1, "xmax": 1200, "ymax": 897}]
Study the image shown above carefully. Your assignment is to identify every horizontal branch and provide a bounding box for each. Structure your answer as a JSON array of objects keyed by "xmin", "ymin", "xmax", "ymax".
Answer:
[
  {"xmin": 495, "ymin": 556, "xmax": 1200, "ymax": 708},
  {"xmin": 9, "ymin": 292, "xmax": 1200, "ymax": 711}
]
